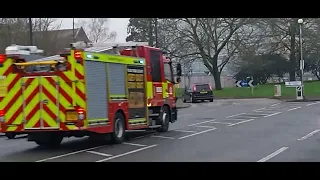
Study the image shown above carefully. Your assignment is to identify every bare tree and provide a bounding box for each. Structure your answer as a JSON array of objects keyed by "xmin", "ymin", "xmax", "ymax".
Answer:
[
  {"xmin": 77, "ymin": 18, "xmax": 117, "ymax": 43},
  {"xmin": 32, "ymin": 18, "xmax": 62, "ymax": 55},
  {"xmin": 173, "ymin": 18, "xmax": 254, "ymax": 90}
]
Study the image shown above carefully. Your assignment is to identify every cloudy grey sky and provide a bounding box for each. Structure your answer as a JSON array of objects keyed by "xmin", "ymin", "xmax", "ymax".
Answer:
[{"xmin": 59, "ymin": 18, "xmax": 129, "ymax": 42}]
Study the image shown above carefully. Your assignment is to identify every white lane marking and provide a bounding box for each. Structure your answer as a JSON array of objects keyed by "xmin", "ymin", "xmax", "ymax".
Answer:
[
  {"xmin": 263, "ymin": 112, "xmax": 282, "ymax": 117},
  {"xmin": 35, "ymin": 144, "xmax": 108, "ymax": 162},
  {"xmin": 257, "ymin": 147, "xmax": 289, "ymax": 162},
  {"xmin": 307, "ymin": 101, "xmax": 320, "ymax": 106},
  {"xmin": 209, "ymin": 121, "xmax": 233, "ymax": 125},
  {"xmin": 96, "ymin": 144, "xmax": 158, "ymax": 162},
  {"xmin": 225, "ymin": 118, "xmax": 254, "ymax": 121},
  {"xmin": 253, "ymin": 107, "xmax": 268, "ymax": 111},
  {"xmin": 172, "ymin": 130, "xmax": 196, "ymax": 133},
  {"xmin": 178, "ymin": 128, "xmax": 216, "ymax": 140},
  {"xmin": 228, "ymin": 119, "xmax": 255, "ymax": 127},
  {"xmin": 258, "ymin": 108, "xmax": 279, "ymax": 111},
  {"xmin": 188, "ymin": 119, "xmax": 216, "ymax": 126},
  {"xmin": 297, "ymin": 129, "xmax": 320, "ymax": 141},
  {"xmin": 242, "ymin": 113, "xmax": 270, "ymax": 116},
  {"xmin": 236, "ymin": 116, "xmax": 259, "ymax": 119},
  {"xmin": 226, "ymin": 113, "xmax": 246, "ymax": 118},
  {"xmin": 86, "ymin": 151, "xmax": 112, "ymax": 157},
  {"xmin": 268, "ymin": 106, "xmax": 283, "ymax": 109},
  {"xmin": 287, "ymin": 107, "xmax": 302, "ymax": 111},
  {"xmin": 287, "ymin": 102, "xmax": 306, "ymax": 104},
  {"xmin": 196, "ymin": 125, "xmax": 216, "ymax": 128},
  {"xmin": 178, "ymin": 114, "xmax": 192, "ymax": 117},
  {"xmin": 131, "ymin": 133, "xmax": 157, "ymax": 140},
  {"xmin": 270, "ymin": 103, "xmax": 281, "ymax": 106},
  {"xmin": 123, "ymin": 142, "xmax": 147, "ymax": 147},
  {"xmin": 151, "ymin": 135, "xmax": 175, "ymax": 139}
]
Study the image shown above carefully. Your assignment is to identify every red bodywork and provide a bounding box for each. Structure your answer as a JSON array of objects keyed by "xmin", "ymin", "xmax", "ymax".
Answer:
[{"xmin": 121, "ymin": 46, "xmax": 176, "ymax": 109}]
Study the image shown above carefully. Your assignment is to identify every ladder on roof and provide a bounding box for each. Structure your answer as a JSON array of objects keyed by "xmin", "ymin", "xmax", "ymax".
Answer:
[
  {"xmin": 28, "ymin": 41, "xmax": 149, "ymax": 62},
  {"xmin": 70, "ymin": 41, "xmax": 149, "ymax": 54}
]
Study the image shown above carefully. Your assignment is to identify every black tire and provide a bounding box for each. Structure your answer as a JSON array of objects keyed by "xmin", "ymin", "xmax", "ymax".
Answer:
[
  {"xmin": 201, "ymin": 100, "xmax": 205, "ymax": 102},
  {"xmin": 6, "ymin": 133, "xmax": 16, "ymax": 139},
  {"xmin": 35, "ymin": 136, "xmax": 63, "ymax": 148},
  {"xmin": 209, "ymin": 98, "xmax": 213, "ymax": 102},
  {"xmin": 182, "ymin": 96, "xmax": 186, "ymax": 103},
  {"xmin": 157, "ymin": 106, "xmax": 170, "ymax": 132},
  {"xmin": 110, "ymin": 112, "xmax": 126, "ymax": 144},
  {"xmin": 191, "ymin": 95, "xmax": 196, "ymax": 103}
]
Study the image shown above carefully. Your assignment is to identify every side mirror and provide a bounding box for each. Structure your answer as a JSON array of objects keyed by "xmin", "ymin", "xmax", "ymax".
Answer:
[
  {"xmin": 176, "ymin": 77, "xmax": 181, "ymax": 83},
  {"xmin": 176, "ymin": 63, "xmax": 182, "ymax": 76}
]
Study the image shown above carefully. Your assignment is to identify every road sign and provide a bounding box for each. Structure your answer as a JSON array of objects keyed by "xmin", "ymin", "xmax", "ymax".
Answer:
[
  {"xmin": 236, "ymin": 80, "xmax": 242, "ymax": 87},
  {"xmin": 236, "ymin": 80, "xmax": 254, "ymax": 88},
  {"xmin": 296, "ymin": 85, "xmax": 303, "ymax": 100},
  {"xmin": 285, "ymin": 81, "xmax": 301, "ymax": 87},
  {"xmin": 248, "ymin": 80, "xmax": 254, "ymax": 87}
]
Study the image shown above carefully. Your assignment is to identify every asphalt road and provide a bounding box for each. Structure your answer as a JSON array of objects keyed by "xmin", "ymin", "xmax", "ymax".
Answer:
[{"xmin": 1, "ymin": 98, "xmax": 320, "ymax": 162}]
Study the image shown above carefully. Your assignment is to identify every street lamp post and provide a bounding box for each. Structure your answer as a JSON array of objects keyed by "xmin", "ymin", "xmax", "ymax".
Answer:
[
  {"xmin": 298, "ymin": 19, "xmax": 304, "ymax": 99},
  {"xmin": 72, "ymin": 18, "xmax": 75, "ymax": 42}
]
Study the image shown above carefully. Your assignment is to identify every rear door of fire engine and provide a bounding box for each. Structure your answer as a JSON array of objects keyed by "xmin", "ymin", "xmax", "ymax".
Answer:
[{"xmin": 19, "ymin": 63, "xmax": 60, "ymax": 130}]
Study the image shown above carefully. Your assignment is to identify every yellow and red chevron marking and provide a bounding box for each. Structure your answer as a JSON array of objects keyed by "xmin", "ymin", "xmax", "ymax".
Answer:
[
  {"xmin": 23, "ymin": 77, "xmax": 58, "ymax": 129},
  {"xmin": 0, "ymin": 76, "xmax": 23, "ymax": 132},
  {"xmin": 0, "ymin": 59, "xmax": 23, "ymax": 132},
  {"xmin": 59, "ymin": 71, "xmax": 86, "ymax": 130}
]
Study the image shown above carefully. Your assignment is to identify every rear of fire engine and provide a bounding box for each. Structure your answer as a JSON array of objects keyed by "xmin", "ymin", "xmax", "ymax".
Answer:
[{"xmin": 0, "ymin": 42, "xmax": 182, "ymax": 148}]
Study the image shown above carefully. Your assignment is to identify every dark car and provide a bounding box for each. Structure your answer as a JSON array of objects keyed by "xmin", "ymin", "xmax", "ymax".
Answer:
[{"xmin": 182, "ymin": 83, "xmax": 214, "ymax": 103}]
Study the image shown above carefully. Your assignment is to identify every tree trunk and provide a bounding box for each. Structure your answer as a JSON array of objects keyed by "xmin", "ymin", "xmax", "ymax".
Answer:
[{"xmin": 212, "ymin": 66, "xmax": 222, "ymax": 90}]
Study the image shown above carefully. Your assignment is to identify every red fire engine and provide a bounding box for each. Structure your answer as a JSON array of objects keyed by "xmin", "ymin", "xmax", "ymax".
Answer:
[{"xmin": 0, "ymin": 42, "xmax": 182, "ymax": 147}]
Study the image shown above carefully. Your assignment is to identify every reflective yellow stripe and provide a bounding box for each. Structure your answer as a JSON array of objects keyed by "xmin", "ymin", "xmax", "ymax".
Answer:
[
  {"xmin": 162, "ymin": 82, "xmax": 168, "ymax": 98},
  {"xmin": 147, "ymin": 82, "xmax": 153, "ymax": 99},
  {"xmin": 129, "ymin": 118, "xmax": 147, "ymax": 123}
]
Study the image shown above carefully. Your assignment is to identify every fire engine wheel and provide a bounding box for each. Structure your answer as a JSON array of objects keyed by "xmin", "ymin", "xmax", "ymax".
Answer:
[
  {"xmin": 35, "ymin": 136, "xmax": 63, "ymax": 148},
  {"xmin": 5, "ymin": 133, "xmax": 16, "ymax": 139},
  {"xmin": 157, "ymin": 106, "xmax": 170, "ymax": 132},
  {"xmin": 110, "ymin": 112, "xmax": 126, "ymax": 144}
]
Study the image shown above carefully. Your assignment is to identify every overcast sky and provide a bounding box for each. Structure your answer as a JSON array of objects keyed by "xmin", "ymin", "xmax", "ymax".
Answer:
[{"xmin": 59, "ymin": 18, "xmax": 129, "ymax": 42}]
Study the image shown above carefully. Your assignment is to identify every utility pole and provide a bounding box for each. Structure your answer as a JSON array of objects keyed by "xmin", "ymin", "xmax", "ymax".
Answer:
[
  {"xmin": 298, "ymin": 19, "xmax": 304, "ymax": 99},
  {"xmin": 148, "ymin": 18, "xmax": 153, "ymax": 46},
  {"xmin": 28, "ymin": 18, "xmax": 33, "ymax": 45}
]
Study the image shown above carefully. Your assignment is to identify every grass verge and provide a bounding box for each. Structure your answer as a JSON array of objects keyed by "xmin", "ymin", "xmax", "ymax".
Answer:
[{"xmin": 175, "ymin": 80, "xmax": 320, "ymax": 99}]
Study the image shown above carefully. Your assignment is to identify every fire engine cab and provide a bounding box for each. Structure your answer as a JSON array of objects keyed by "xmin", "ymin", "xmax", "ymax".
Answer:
[{"xmin": 0, "ymin": 42, "xmax": 182, "ymax": 147}]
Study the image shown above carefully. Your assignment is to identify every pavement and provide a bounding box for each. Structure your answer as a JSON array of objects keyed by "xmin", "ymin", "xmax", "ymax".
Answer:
[{"xmin": 1, "ymin": 98, "xmax": 320, "ymax": 162}]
